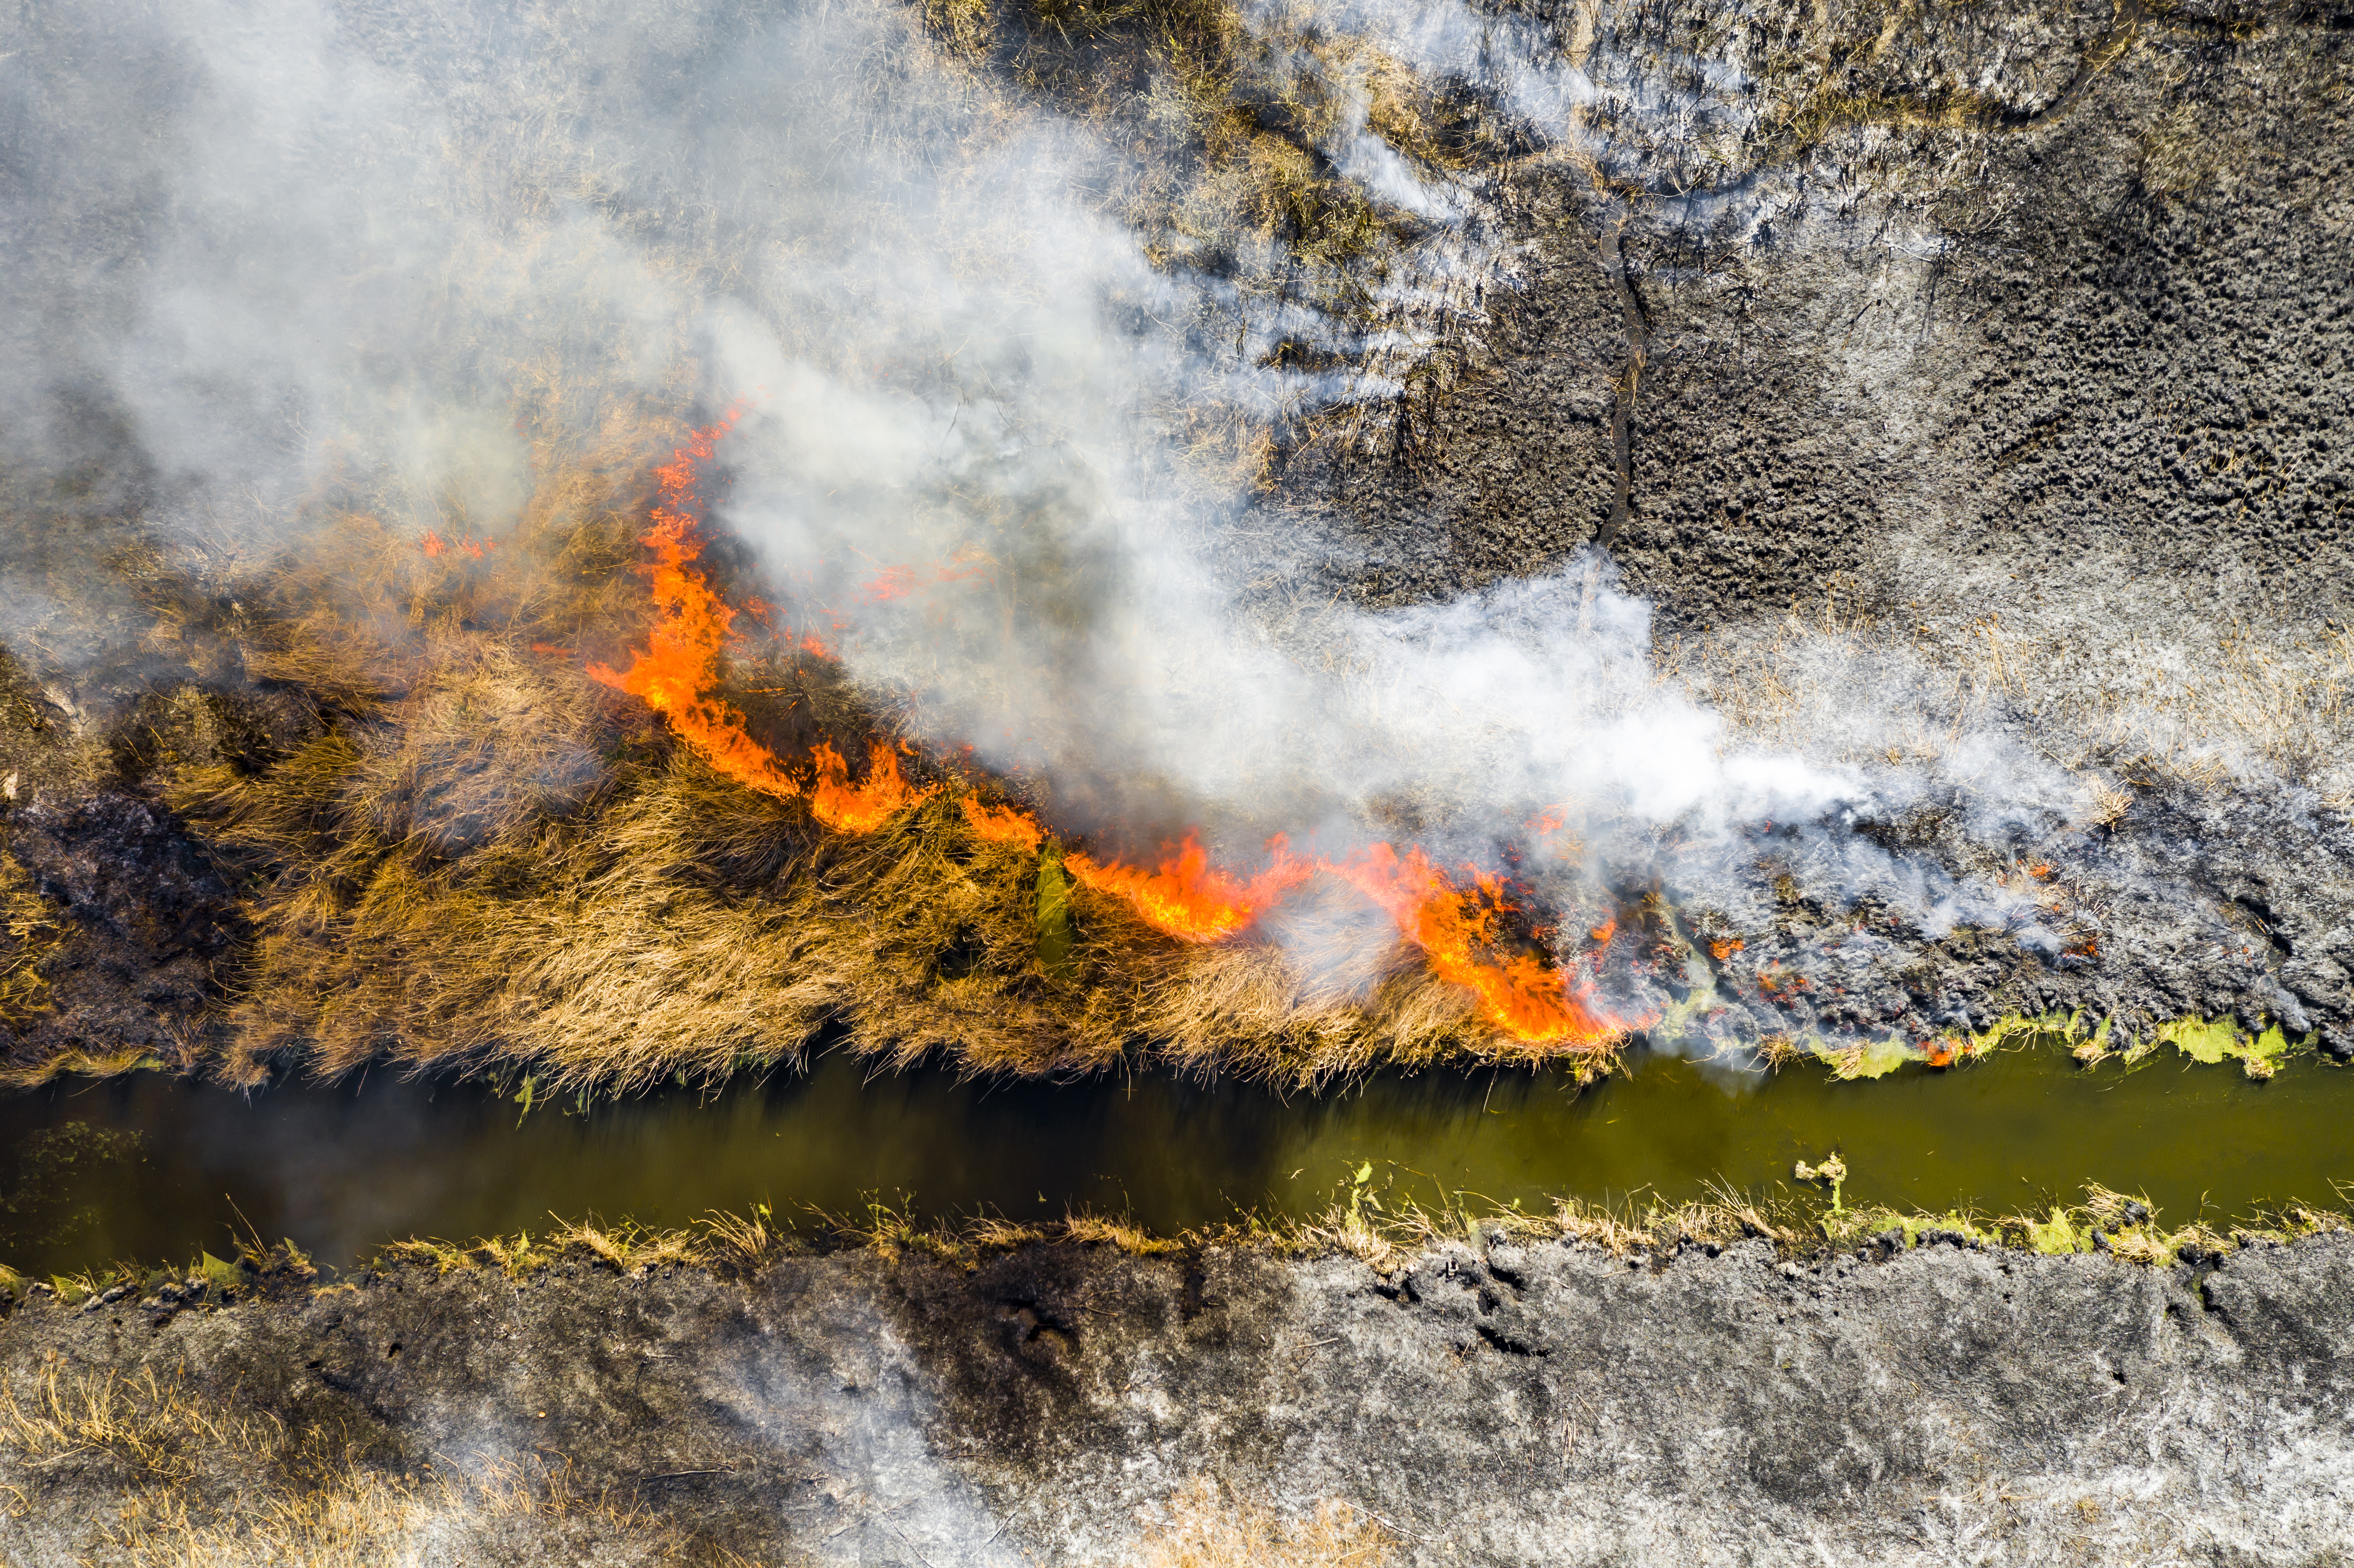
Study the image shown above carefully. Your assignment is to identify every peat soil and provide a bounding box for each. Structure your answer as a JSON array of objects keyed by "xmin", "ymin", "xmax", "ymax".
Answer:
[{"xmin": 5, "ymin": 1232, "xmax": 2352, "ymax": 1565}]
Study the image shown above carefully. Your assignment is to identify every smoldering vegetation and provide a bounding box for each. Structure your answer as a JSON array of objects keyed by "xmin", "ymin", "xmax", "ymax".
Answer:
[{"xmin": 0, "ymin": 0, "xmax": 2348, "ymax": 1095}]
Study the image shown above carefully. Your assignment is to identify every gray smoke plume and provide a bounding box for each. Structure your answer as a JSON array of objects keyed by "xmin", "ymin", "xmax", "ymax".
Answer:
[{"xmin": 3, "ymin": 0, "xmax": 2325, "ymax": 1056}]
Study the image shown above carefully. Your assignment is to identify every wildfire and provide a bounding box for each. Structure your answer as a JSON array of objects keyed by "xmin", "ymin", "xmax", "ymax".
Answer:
[
  {"xmin": 588, "ymin": 414, "xmax": 935, "ymax": 828},
  {"xmin": 1332, "ymin": 844, "xmax": 1631, "ymax": 1046},
  {"xmin": 589, "ymin": 413, "xmax": 1638, "ymax": 1048},
  {"xmin": 1066, "ymin": 833, "xmax": 1312, "ymax": 944},
  {"xmin": 963, "ymin": 796, "xmax": 1046, "ymax": 850},
  {"xmin": 588, "ymin": 412, "xmax": 808, "ymax": 800},
  {"xmin": 809, "ymin": 740, "xmax": 932, "ymax": 833}
]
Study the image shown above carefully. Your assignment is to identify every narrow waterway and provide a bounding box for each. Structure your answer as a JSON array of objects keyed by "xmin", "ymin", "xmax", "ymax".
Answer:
[{"xmin": 3, "ymin": 1045, "xmax": 2349, "ymax": 1277}]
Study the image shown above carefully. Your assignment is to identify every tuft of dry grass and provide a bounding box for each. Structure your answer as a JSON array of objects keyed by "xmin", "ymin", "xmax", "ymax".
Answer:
[
  {"xmin": 0, "ymin": 845, "xmax": 61, "ymax": 1031},
  {"xmin": 1297, "ymin": 1176, "xmax": 1797, "ymax": 1270},
  {"xmin": 1292, "ymin": 1171, "xmax": 2354, "ymax": 1275}
]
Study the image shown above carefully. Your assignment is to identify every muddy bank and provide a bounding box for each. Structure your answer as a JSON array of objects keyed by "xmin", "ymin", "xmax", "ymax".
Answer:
[{"xmin": 5, "ymin": 1231, "xmax": 2351, "ymax": 1564}]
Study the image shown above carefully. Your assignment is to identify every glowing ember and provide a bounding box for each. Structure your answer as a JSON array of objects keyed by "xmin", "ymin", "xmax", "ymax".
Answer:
[
  {"xmin": 1067, "ymin": 833, "xmax": 1311, "ymax": 944},
  {"xmin": 1333, "ymin": 844, "xmax": 1631, "ymax": 1047}
]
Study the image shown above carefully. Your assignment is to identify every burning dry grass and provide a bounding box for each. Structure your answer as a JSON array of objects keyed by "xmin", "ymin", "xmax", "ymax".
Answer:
[
  {"xmin": 0, "ymin": 396, "xmax": 1618, "ymax": 1093},
  {"xmin": 97, "ymin": 445, "xmax": 1582, "ymax": 1089}
]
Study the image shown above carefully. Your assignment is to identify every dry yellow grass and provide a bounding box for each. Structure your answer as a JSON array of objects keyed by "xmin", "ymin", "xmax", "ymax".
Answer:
[
  {"xmin": 0, "ymin": 846, "xmax": 61, "ymax": 1030},
  {"xmin": 174, "ymin": 719, "xmax": 1517, "ymax": 1092},
  {"xmin": 0, "ymin": 1358, "xmax": 1392, "ymax": 1566},
  {"xmin": 0, "ymin": 1361, "xmax": 763, "ymax": 1566},
  {"xmin": 122, "ymin": 455, "xmax": 1526, "ymax": 1094}
]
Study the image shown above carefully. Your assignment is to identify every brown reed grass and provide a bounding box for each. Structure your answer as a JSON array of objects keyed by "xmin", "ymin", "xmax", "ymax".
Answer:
[{"xmin": 109, "ymin": 440, "xmax": 1521, "ymax": 1094}]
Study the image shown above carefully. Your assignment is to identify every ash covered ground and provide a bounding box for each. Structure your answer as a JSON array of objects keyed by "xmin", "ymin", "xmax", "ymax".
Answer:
[
  {"xmin": 4, "ymin": 1230, "xmax": 2353, "ymax": 1565},
  {"xmin": 1261, "ymin": 0, "xmax": 2354, "ymax": 1065}
]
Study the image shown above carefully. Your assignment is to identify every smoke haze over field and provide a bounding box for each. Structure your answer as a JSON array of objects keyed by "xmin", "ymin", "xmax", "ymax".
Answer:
[
  {"xmin": 0, "ymin": 0, "xmax": 2078, "ymax": 1022},
  {"xmin": 10, "ymin": 0, "xmax": 2347, "ymax": 1058}
]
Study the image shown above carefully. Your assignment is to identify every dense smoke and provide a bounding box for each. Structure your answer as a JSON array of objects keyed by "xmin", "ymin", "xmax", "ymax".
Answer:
[
  {"xmin": 0, "ymin": 0, "xmax": 2039, "ymax": 1031},
  {"xmin": 11, "ymin": 0, "xmax": 2329, "ymax": 1056}
]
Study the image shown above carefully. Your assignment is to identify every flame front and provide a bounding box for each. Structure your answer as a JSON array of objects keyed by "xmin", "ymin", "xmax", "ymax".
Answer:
[
  {"xmin": 1066, "ymin": 833, "xmax": 1312, "ymax": 944},
  {"xmin": 590, "ymin": 417, "xmax": 1637, "ymax": 1050},
  {"xmin": 810, "ymin": 740, "xmax": 932, "ymax": 832},
  {"xmin": 589, "ymin": 415, "xmax": 934, "ymax": 826},
  {"xmin": 587, "ymin": 414, "xmax": 805, "ymax": 800},
  {"xmin": 1333, "ymin": 844, "xmax": 1628, "ymax": 1046},
  {"xmin": 964, "ymin": 796, "xmax": 1046, "ymax": 850}
]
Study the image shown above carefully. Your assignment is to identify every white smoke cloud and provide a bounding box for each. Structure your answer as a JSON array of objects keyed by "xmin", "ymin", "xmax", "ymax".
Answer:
[{"xmin": 0, "ymin": 0, "xmax": 2146, "ymax": 1048}]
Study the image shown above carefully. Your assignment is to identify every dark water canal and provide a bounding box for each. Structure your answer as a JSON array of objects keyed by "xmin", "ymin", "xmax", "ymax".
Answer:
[{"xmin": 3, "ymin": 1045, "xmax": 2349, "ymax": 1276}]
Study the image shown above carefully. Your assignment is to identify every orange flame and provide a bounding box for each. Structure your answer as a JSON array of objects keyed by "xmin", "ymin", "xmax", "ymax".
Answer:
[
  {"xmin": 1066, "ymin": 833, "xmax": 1312, "ymax": 944},
  {"xmin": 1332, "ymin": 844, "xmax": 1630, "ymax": 1047},
  {"xmin": 810, "ymin": 740, "xmax": 934, "ymax": 832},
  {"xmin": 964, "ymin": 796, "xmax": 1046, "ymax": 850},
  {"xmin": 420, "ymin": 529, "xmax": 491, "ymax": 559},
  {"xmin": 587, "ymin": 430, "xmax": 804, "ymax": 799},
  {"xmin": 589, "ymin": 414, "xmax": 929, "ymax": 828}
]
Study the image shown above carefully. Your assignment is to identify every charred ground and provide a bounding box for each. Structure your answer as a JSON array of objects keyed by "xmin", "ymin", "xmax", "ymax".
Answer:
[
  {"xmin": 3, "ymin": 1227, "xmax": 2352, "ymax": 1564},
  {"xmin": 1266, "ymin": 0, "xmax": 2354, "ymax": 1065}
]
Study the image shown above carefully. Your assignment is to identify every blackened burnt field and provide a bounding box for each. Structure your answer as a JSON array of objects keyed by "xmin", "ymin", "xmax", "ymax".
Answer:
[{"xmin": 3, "ymin": 0, "xmax": 2354, "ymax": 1562}]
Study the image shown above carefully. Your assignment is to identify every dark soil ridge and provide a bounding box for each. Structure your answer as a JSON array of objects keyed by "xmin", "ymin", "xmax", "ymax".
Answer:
[{"xmin": 3, "ymin": 1230, "xmax": 2351, "ymax": 1564}]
